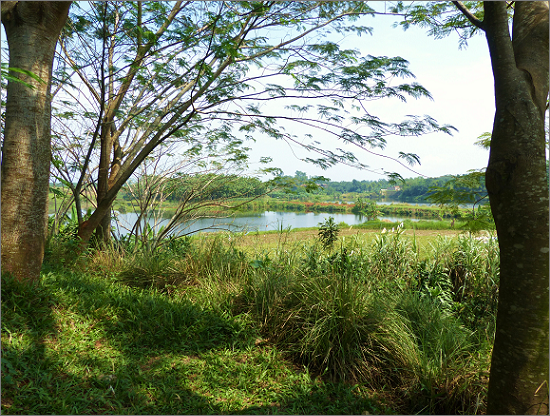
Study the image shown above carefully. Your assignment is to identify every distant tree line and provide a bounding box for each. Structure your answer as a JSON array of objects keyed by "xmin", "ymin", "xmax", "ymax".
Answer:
[
  {"xmin": 269, "ymin": 171, "xmax": 488, "ymax": 202},
  {"xmin": 118, "ymin": 174, "xmax": 268, "ymax": 203},
  {"xmin": 58, "ymin": 169, "xmax": 490, "ymax": 204}
]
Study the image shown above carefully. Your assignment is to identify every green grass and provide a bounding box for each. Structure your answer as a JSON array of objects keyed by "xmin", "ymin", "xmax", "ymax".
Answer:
[
  {"xmin": 356, "ymin": 219, "xmax": 466, "ymax": 230},
  {"xmin": 1, "ymin": 271, "xmax": 385, "ymax": 415},
  {"xmin": 2, "ymin": 229, "xmax": 498, "ymax": 414}
]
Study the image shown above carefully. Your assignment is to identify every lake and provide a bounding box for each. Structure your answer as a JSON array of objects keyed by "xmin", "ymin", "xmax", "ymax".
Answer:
[{"xmin": 112, "ymin": 210, "xmax": 422, "ymax": 237}]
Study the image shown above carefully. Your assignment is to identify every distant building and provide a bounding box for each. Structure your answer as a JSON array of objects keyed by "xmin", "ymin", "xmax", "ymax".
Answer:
[{"xmin": 380, "ymin": 185, "xmax": 400, "ymax": 193}]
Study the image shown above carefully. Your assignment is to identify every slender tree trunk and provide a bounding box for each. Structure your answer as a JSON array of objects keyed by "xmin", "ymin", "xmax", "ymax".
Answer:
[
  {"xmin": 1, "ymin": 1, "xmax": 71, "ymax": 282},
  {"xmin": 74, "ymin": 1, "xmax": 184, "ymax": 246},
  {"xmin": 94, "ymin": 123, "xmax": 113, "ymax": 244},
  {"xmin": 483, "ymin": 2, "xmax": 549, "ymax": 414},
  {"xmin": 92, "ymin": 5, "xmax": 122, "ymax": 246}
]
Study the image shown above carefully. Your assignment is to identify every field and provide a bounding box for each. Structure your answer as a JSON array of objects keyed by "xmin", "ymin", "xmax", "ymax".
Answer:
[
  {"xmin": 2, "ymin": 226, "xmax": 499, "ymax": 414},
  {"xmin": 216, "ymin": 227, "xmax": 464, "ymax": 255}
]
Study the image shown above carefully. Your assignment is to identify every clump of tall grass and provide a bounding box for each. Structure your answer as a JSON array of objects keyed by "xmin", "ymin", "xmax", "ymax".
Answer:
[
  {"xmin": 192, "ymin": 234, "xmax": 250, "ymax": 280},
  {"xmin": 115, "ymin": 236, "xmax": 193, "ymax": 292},
  {"xmin": 395, "ymin": 293, "xmax": 489, "ymax": 414},
  {"xmin": 188, "ymin": 236, "xmax": 254, "ymax": 314},
  {"xmin": 243, "ymin": 270, "xmax": 416, "ymax": 383},
  {"xmin": 447, "ymin": 235, "xmax": 499, "ymax": 300},
  {"xmin": 117, "ymin": 252, "xmax": 191, "ymax": 293},
  {"xmin": 369, "ymin": 224, "xmax": 417, "ymax": 286},
  {"xmin": 422, "ymin": 234, "xmax": 500, "ymax": 335},
  {"xmin": 116, "ymin": 234, "xmax": 255, "ymax": 305}
]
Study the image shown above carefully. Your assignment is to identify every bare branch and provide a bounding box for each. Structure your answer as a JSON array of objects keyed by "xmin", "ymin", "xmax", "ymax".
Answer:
[{"xmin": 452, "ymin": 1, "xmax": 486, "ymax": 31}]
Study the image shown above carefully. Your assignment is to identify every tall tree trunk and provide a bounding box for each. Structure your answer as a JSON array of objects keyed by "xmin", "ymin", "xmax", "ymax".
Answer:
[
  {"xmin": 1, "ymin": 1, "xmax": 71, "ymax": 282},
  {"xmin": 92, "ymin": 5, "xmax": 120, "ymax": 246},
  {"xmin": 483, "ymin": 2, "xmax": 549, "ymax": 414}
]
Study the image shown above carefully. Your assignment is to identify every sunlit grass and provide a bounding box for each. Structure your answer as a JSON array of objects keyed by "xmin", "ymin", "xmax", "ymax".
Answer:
[{"xmin": 1, "ymin": 272, "xmax": 383, "ymax": 415}]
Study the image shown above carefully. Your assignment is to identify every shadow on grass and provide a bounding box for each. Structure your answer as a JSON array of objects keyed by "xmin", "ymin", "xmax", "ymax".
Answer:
[{"xmin": 1, "ymin": 271, "xmax": 383, "ymax": 415}]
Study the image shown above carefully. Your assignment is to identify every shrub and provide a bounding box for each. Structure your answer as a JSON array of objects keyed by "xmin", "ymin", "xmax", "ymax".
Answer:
[
  {"xmin": 117, "ymin": 252, "xmax": 191, "ymax": 293},
  {"xmin": 252, "ymin": 272, "xmax": 419, "ymax": 384},
  {"xmin": 317, "ymin": 217, "xmax": 340, "ymax": 250}
]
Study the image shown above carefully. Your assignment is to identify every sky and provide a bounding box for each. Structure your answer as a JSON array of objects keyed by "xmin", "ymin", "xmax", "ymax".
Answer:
[
  {"xmin": 244, "ymin": 8, "xmax": 497, "ymax": 182},
  {"xmin": 1, "ymin": 2, "xmax": 497, "ymax": 184}
]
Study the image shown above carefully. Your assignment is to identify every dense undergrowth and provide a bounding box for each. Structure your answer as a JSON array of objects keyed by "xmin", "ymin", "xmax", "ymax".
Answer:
[{"xmin": 2, "ymin": 227, "xmax": 499, "ymax": 414}]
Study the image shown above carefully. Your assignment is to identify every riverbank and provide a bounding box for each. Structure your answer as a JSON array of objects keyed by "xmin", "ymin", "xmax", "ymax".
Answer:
[{"xmin": 49, "ymin": 191, "xmax": 480, "ymax": 222}]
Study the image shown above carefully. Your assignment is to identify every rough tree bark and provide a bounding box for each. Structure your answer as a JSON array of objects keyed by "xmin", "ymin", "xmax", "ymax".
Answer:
[
  {"xmin": 1, "ymin": 1, "xmax": 72, "ymax": 282},
  {"xmin": 483, "ymin": 2, "xmax": 549, "ymax": 414}
]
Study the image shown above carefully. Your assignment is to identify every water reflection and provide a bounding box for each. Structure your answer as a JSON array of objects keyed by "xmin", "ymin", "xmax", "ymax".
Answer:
[{"xmin": 113, "ymin": 210, "xmax": 421, "ymax": 237}]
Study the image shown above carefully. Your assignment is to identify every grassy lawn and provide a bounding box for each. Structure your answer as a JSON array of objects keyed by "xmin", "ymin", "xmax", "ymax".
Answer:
[
  {"xmin": 2, "ymin": 271, "xmax": 385, "ymax": 415},
  {"xmin": 204, "ymin": 223, "xmax": 471, "ymax": 258}
]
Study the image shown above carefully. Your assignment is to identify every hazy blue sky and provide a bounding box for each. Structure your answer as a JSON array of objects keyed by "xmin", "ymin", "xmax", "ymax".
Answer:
[{"xmin": 244, "ymin": 7, "xmax": 496, "ymax": 182}]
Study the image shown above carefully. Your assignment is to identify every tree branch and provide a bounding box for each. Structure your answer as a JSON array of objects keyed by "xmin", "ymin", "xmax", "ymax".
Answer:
[
  {"xmin": 452, "ymin": 1, "xmax": 486, "ymax": 31},
  {"xmin": 483, "ymin": 1, "xmax": 521, "ymax": 92}
]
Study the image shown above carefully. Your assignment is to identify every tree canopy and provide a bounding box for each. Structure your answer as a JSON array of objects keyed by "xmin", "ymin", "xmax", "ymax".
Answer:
[{"xmin": 48, "ymin": 1, "xmax": 455, "ymax": 243}]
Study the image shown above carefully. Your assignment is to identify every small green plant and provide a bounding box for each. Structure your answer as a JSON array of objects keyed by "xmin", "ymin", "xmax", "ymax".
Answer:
[{"xmin": 318, "ymin": 217, "xmax": 340, "ymax": 250}]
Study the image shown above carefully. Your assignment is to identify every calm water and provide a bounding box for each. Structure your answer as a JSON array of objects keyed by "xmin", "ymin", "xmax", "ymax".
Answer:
[{"xmin": 112, "ymin": 210, "xmax": 422, "ymax": 237}]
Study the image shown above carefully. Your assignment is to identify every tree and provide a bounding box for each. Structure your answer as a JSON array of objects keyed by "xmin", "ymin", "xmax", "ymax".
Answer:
[
  {"xmin": 483, "ymin": 4, "xmax": 549, "ymax": 413},
  {"xmin": 351, "ymin": 197, "xmax": 380, "ymax": 220},
  {"xmin": 50, "ymin": 1, "xmax": 456, "ymax": 247},
  {"xmin": 116, "ymin": 142, "xmax": 273, "ymax": 254},
  {"xmin": 427, "ymin": 169, "xmax": 493, "ymax": 232},
  {"xmin": 318, "ymin": 216, "xmax": 340, "ymax": 250},
  {"xmin": 1, "ymin": 1, "xmax": 72, "ymax": 282},
  {"xmin": 394, "ymin": 1, "xmax": 549, "ymax": 413}
]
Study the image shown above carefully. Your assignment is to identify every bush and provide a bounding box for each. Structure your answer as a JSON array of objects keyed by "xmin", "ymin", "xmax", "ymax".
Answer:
[{"xmin": 317, "ymin": 217, "xmax": 340, "ymax": 250}]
